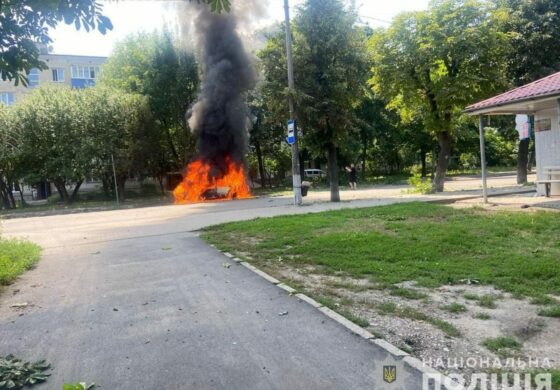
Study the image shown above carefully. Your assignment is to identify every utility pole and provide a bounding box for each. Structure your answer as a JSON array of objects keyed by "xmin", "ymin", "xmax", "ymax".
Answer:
[{"xmin": 284, "ymin": 0, "xmax": 303, "ymax": 206}]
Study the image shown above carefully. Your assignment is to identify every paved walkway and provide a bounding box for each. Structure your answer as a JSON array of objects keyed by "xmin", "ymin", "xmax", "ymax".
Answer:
[{"xmin": 0, "ymin": 175, "xmax": 533, "ymax": 389}]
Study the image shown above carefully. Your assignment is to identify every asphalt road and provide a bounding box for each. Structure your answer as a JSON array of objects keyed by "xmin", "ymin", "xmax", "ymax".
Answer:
[{"xmin": 0, "ymin": 186, "xmax": 515, "ymax": 389}]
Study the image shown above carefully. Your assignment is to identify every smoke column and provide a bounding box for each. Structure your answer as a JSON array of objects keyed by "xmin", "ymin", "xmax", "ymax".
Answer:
[{"xmin": 187, "ymin": 4, "xmax": 257, "ymax": 179}]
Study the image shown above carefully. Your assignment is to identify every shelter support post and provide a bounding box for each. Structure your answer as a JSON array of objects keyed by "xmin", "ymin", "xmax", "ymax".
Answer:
[{"xmin": 479, "ymin": 115, "xmax": 488, "ymax": 204}]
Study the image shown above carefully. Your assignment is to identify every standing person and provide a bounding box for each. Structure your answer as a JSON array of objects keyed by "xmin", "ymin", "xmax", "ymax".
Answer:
[{"xmin": 345, "ymin": 164, "xmax": 357, "ymax": 190}]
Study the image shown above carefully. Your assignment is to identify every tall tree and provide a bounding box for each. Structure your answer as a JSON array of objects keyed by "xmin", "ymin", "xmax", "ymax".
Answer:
[
  {"xmin": 369, "ymin": 0, "xmax": 510, "ymax": 191},
  {"xmin": 12, "ymin": 86, "xmax": 90, "ymax": 203},
  {"xmin": 0, "ymin": 0, "xmax": 112, "ymax": 85},
  {"xmin": 495, "ymin": 0, "xmax": 560, "ymax": 85},
  {"xmin": 259, "ymin": 0, "xmax": 368, "ymax": 202},
  {"xmin": 100, "ymin": 31, "xmax": 199, "ymax": 172},
  {"xmin": 81, "ymin": 87, "xmax": 155, "ymax": 202},
  {"xmin": 0, "ymin": 0, "xmax": 230, "ymax": 86},
  {"xmin": 493, "ymin": 0, "xmax": 560, "ymax": 183},
  {"xmin": 0, "ymin": 105, "xmax": 19, "ymax": 209}
]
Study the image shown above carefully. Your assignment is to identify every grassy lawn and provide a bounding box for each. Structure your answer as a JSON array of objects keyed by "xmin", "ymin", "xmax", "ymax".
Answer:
[
  {"xmin": 0, "ymin": 239, "xmax": 42, "ymax": 285},
  {"xmin": 202, "ymin": 202, "xmax": 560, "ymax": 298}
]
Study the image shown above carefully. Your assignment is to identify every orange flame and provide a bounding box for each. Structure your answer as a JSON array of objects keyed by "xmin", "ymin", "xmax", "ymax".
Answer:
[{"xmin": 173, "ymin": 157, "xmax": 252, "ymax": 204}]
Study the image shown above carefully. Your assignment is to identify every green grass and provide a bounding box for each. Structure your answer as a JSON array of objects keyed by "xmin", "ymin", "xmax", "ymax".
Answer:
[
  {"xmin": 389, "ymin": 287, "xmax": 428, "ymax": 300},
  {"xmin": 0, "ymin": 239, "xmax": 42, "ymax": 285},
  {"xmin": 463, "ymin": 293, "xmax": 479, "ymax": 301},
  {"xmin": 473, "ymin": 313, "xmax": 491, "ymax": 320},
  {"xmin": 538, "ymin": 305, "xmax": 560, "ymax": 318},
  {"xmin": 531, "ymin": 295, "xmax": 558, "ymax": 306},
  {"xmin": 376, "ymin": 302, "xmax": 460, "ymax": 337},
  {"xmin": 203, "ymin": 202, "xmax": 560, "ymax": 298},
  {"xmin": 442, "ymin": 303, "xmax": 467, "ymax": 313},
  {"xmin": 482, "ymin": 336, "xmax": 522, "ymax": 357},
  {"xmin": 478, "ymin": 295, "xmax": 499, "ymax": 309}
]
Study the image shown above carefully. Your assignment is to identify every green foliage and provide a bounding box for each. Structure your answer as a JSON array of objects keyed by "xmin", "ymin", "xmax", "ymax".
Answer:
[
  {"xmin": 370, "ymin": 0, "xmax": 509, "ymax": 132},
  {"xmin": 0, "ymin": 1, "xmax": 112, "ymax": 85},
  {"xmin": 0, "ymin": 105, "xmax": 20, "ymax": 209},
  {"xmin": 538, "ymin": 306, "xmax": 560, "ymax": 318},
  {"xmin": 11, "ymin": 86, "xmax": 90, "ymax": 202},
  {"xmin": 482, "ymin": 336, "xmax": 522, "ymax": 356},
  {"xmin": 369, "ymin": 0, "xmax": 510, "ymax": 190},
  {"xmin": 100, "ymin": 30, "xmax": 199, "ymax": 171},
  {"xmin": 0, "ymin": 355, "xmax": 50, "ymax": 389},
  {"xmin": 259, "ymin": 0, "xmax": 368, "ymax": 201},
  {"xmin": 389, "ymin": 287, "xmax": 428, "ymax": 300},
  {"xmin": 474, "ymin": 313, "xmax": 491, "ymax": 320},
  {"xmin": 407, "ymin": 174, "xmax": 435, "ymax": 194},
  {"xmin": 495, "ymin": 0, "xmax": 560, "ymax": 84},
  {"xmin": 203, "ymin": 203, "xmax": 560, "ymax": 298},
  {"xmin": 442, "ymin": 303, "xmax": 468, "ymax": 313},
  {"xmin": 195, "ymin": 0, "xmax": 231, "ymax": 13},
  {"xmin": 459, "ymin": 153, "xmax": 479, "ymax": 171},
  {"xmin": 63, "ymin": 383, "xmax": 96, "ymax": 390},
  {"xmin": 530, "ymin": 295, "xmax": 558, "ymax": 305},
  {"xmin": 478, "ymin": 295, "xmax": 499, "ymax": 309},
  {"xmin": 4, "ymin": 85, "xmax": 154, "ymax": 204},
  {"xmin": 0, "ymin": 239, "xmax": 41, "ymax": 285},
  {"xmin": 80, "ymin": 87, "xmax": 156, "ymax": 202},
  {"xmin": 484, "ymin": 127, "xmax": 517, "ymax": 167}
]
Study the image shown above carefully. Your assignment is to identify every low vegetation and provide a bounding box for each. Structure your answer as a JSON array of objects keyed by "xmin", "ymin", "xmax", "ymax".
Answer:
[
  {"xmin": 538, "ymin": 306, "xmax": 560, "ymax": 318},
  {"xmin": 482, "ymin": 336, "xmax": 522, "ymax": 357},
  {"xmin": 204, "ymin": 203, "xmax": 560, "ymax": 298},
  {"xmin": 376, "ymin": 302, "xmax": 460, "ymax": 337},
  {"xmin": 442, "ymin": 303, "xmax": 467, "ymax": 314},
  {"xmin": 473, "ymin": 313, "xmax": 491, "ymax": 320},
  {"xmin": 0, "ymin": 355, "xmax": 50, "ymax": 389},
  {"xmin": 0, "ymin": 239, "xmax": 41, "ymax": 285}
]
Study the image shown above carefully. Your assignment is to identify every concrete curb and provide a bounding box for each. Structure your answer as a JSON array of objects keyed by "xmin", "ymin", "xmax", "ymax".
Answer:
[{"xmin": 214, "ymin": 248, "xmax": 465, "ymax": 390}]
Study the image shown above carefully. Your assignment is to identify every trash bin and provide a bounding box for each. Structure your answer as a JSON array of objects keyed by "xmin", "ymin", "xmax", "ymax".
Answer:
[{"xmin": 301, "ymin": 181, "xmax": 311, "ymax": 197}]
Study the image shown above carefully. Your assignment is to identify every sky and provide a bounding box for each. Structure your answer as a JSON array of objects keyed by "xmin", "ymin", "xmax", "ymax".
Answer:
[{"xmin": 50, "ymin": 0, "xmax": 430, "ymax": 57}]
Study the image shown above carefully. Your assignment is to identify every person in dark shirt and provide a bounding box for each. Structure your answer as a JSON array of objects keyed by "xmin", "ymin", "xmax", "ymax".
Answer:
[{"xmin": 345, "ymin": 163, "xmax": 357, "ymax": 190}]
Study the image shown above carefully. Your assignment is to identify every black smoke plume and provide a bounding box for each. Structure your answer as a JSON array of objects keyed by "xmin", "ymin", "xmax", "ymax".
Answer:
[{"xmin": 188, "ymin": 4, "xmax": 256, "ymax": 178}]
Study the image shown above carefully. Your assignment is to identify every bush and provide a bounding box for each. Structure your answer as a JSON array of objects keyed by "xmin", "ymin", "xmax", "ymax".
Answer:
[
  {"xmin": 459, "ymin": 153, "xmax": 479, "ymax": 170},
  {"xmin": 407, "ymin": 174, "xmax": 435, "ymax": 194}
]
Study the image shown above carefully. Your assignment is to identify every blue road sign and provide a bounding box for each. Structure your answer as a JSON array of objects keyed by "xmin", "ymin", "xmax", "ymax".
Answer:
[{"xmin": 287, "ymin": 119, "xmax": 295, "ymax": 145}]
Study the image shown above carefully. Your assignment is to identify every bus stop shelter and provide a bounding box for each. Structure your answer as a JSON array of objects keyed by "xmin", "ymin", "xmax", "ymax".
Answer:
[{"xmin": 465, "ymin": 71, "xmax": 560, "ymax": 201}]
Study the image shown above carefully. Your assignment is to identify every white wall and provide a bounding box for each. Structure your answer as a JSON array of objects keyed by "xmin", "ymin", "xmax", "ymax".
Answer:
[{"xmin": 535, "ymin": 108, "xmax": 560, "ymax": 195}]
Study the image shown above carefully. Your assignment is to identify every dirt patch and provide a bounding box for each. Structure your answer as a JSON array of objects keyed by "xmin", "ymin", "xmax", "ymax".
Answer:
[{"xmin": 272, "ymin": 265, "xmax": 560, "ymax": 378}]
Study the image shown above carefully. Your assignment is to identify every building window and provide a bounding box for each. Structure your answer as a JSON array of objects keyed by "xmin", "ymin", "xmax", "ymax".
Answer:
[
  {"xmin": 71, "ymin": 65, "xmax": 100, "ymax": 80},
  {"xmin": 52, "ymin": 68, "xmax": 65, "ymax": 82},
  {"xmin": 28, "ymin": 68, "xmax": 40, "ymax": 88},
  {"xmin": 0, "ymin": 92, "xmax": 15, "ymax": 106}
]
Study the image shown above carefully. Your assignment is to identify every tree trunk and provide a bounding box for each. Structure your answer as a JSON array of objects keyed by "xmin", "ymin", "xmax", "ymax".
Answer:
[
  {"xmin": 70, "ymin": 180, "xmax": 84, "ymax": 203},
  {"xmin": 0, "ymin": 178, "xmax": 15, "ymax": 209},
  {"xmin": 101, "ymin": 176, "xmax": 112, "ymax": 199},
  {"xmin": 255, "ymin": 140, "xmax": 266, "ymax": 189},
  {"xmin": 117, "ymin": 176, "xmax": 127, "ymax": 203},
  {"xmin": 362, "ymin": 139, "xmax": 368, "ymax": 181},
  {"xmin": 327, "ymin": 143, "xmax": 340, "ymax": 202},
  {"xmin": 54, "ymin": 180, "xmax": 71, "ymax": 204},
  {"xmin": 157, "ymin": 175, "xmax": 165, "ymax": 195},
  {"xmin": 517, "ymin": 138, "xmax": 530, "ymax": 184},
  {"xmin": 420, "ymin": 149, "xmax": 427, "ymax": 178},
  {"xmin": 434, "ymin": 131, "xmax": 452, "ymax": 192},
  {"xmin": 527, "ymin": 141, "xmax": 535, "ymax": 173}
]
